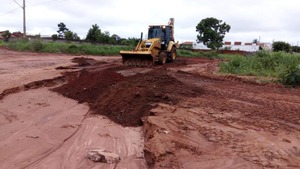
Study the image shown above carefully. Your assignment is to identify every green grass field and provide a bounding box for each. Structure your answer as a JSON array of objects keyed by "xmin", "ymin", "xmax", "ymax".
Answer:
[
  {"xmin": 219, "ymin": 50, "xmax": 300, "ymax": 87},
  {"xmin": 0, "ymin": 39, "xmax": 133, "ymax": 56},
  {"xmin": 177, "ymin": 49, "xmax": 300, "ymax": 87}
]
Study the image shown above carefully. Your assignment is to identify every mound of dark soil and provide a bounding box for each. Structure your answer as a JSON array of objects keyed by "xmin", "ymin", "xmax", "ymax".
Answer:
[
  {"xmin": 53, "ymin": 66, "xmax": 202, "ymax": 126},
  {"xmin": 53, "ymin": 68, "xmax": 125, "ymax": 104}
]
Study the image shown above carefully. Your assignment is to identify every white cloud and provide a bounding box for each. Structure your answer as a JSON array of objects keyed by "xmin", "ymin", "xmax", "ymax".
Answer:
[{"xmin": 0, "ymin": 0, "xmax": 300, "ymax": 44}]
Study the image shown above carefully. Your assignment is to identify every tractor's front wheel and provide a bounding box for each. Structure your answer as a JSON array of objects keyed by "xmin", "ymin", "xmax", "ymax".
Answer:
[{"xmin": 158, "ymin": 52, "xmax": 167, "ymax": 65}]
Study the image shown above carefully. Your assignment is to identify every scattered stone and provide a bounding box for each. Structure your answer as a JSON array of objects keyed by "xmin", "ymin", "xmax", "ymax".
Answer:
[
  {"xmin": 87, "ymin": 149, "xmax": 120, "ymax": 164},
  {"xmin": 282, "ymin": 138, "xmax": 291, "ymax": 143},
  {"xmin": 163, "ymin": 130, "xmax": 170, "ymax": 134}
]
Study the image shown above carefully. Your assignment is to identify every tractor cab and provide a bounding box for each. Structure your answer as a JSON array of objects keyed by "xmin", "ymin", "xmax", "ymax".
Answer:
[{"xmin": 148, "ymin": 25, "xmax": 174, "ymax": 50}]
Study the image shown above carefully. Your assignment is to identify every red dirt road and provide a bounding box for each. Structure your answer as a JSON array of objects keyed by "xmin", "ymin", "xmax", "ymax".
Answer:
[{"xmin": 0, "ymin": 48, "xmax": 300, "ymax": 169}]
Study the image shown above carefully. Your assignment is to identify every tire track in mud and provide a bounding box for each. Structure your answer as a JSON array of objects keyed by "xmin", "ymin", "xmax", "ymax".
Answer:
[
  {"xmin": 171, "ymin": 70, "xmax": 300, "ymax": 127},
  {"xmin": 149, "ymin": 68, "xmax": 300, "ymax": 168}
]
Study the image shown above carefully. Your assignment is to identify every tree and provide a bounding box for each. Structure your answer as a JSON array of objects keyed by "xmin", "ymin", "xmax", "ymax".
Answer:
[
  {"xmin": 196, "ymin": 17, "xmax": 231, "ymax": 50},
  {"xmin": 64, "ymin": 31, "xmax": 80, "ymax": 41},
  {"xmin": 64, "ymin": 31, "xmax": 74, "ymax": 41},
  {"xmin": 120, "ymin": 37, "xmax": 139, "ymax": 46},
  {"xmin": 52, "ymin": 34, "xmax": 58, "ymax": 41},
  {"xmin": 291, "ymin": 46, "xmax": 300, "ymax": 53},
  {"xmin": 101, "ymin": 31, "xmax": 115, "ymax": 43},
  {"xmin": 57, "ymin": 22, "xmax": 69, "ymax": 38},
  {"xmin": 1, "ymin": 30, "xmax": 11, "ymax": 42},
  {"xmin": 112, "ymin": 34, "xmax": 120, "ymax": 42},
  {"xmin": 272, "ymin": 41, "xmax": 291, "ymax": 52},
  {"xmin": 86, "ymin": 24, "xmax": 102, "ymax": 42},
  {"xmin": 72, "ymin": 33, "xmax": 80, "ymax": 40}
]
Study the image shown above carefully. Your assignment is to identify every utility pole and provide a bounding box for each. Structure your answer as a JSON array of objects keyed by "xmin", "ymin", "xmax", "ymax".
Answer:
[
  {"xmin": 23, "ymin": 0, "xmax": 26, "ymax": 38},
  {"xmin": 13, "ymin": 0, "xmax": 26, "ymax": 37}
]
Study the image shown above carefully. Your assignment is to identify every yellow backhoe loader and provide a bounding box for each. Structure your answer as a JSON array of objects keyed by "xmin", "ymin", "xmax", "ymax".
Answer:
[{"xmin": 120, "ymin": 18, "xmax": 177, "ymax": 66}]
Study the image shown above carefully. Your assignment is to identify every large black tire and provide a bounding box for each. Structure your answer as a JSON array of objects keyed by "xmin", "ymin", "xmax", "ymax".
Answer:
[
  {"xmin": 169, "ymin": 46, "xmax": 177, "ymax": 62},
  {"xmin": 158, "ymin": 52, "xmax": 167, "ymax": 65}
]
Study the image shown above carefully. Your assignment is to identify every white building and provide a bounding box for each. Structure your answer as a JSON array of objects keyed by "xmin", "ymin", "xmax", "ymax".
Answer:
[{"xmin": 192, "ymin": 41, "xmax": 272, "ymax": 52}]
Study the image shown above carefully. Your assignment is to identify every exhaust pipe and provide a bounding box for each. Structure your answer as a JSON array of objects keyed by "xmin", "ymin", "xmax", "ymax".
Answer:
[{"xmin": 140, "ymin": 32, "xmax": 143, "ymax": 41}]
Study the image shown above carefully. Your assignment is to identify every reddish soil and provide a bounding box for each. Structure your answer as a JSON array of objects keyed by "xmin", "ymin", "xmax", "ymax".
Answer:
[
  {"xmin": 53, "ymin": 65, "xmax": 202, "ymax": 126},
  {"xmin": 1, "ymin": 48, "xmax": 300, "ymax": 169},
  {"xmin": 54, "ymin": 57, "xmax": 300, "ymax": 168}
]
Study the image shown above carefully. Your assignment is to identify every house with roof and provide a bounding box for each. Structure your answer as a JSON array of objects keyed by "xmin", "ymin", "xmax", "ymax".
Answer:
[
  {"xmin": 0, "ymin": 31, "xmax": 23, "ymax": 40},
  {"xmin": 179, "ymin": 41, "xmax": 193, "ymax": 49},
  {"xmin": 192, "ymin": 41, "xmax": 272, "ymax": 52}
]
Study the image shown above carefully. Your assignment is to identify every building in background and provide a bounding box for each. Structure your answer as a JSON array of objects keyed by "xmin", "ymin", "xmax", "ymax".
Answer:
[
  {"xmin": 0, "ymin": 31, "xmax": 23, "ymax": 40},
  {"xmin": 191, "ymin": 41, "xmax": 272, "ymax": 52},
  {"xmin": 179, "ymin": 41, "xmax": 193, "ymax": 49}
]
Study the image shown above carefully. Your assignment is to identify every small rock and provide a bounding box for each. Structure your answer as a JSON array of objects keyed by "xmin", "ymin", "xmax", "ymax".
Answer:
[
  {"xmin": 87, "ymin": 149, "xmax": 120, "ymax": 164},
  {"xmin": 163, "ymin": 130, "xmax": 170, "ymax": 134},
  {"xmin": 208, "ymin": 136, "xmax": 217, "ymax": 142},
  {"xmin": 282, "ymin": 138, "xmax": 291, "ymax": 143}
]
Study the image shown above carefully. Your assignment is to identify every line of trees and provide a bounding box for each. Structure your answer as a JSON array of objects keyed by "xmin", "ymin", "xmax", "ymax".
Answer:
[
  {"xmin": 272, "ymin": 41, "xmax": 300, "ymax": 53},
  {"xmin": 51, "ymin": 22, "xmax": 138, "ymax": 46},
  {"xmin": 3, "ymin": 19, "xmax": 299, "ymax": 51}
]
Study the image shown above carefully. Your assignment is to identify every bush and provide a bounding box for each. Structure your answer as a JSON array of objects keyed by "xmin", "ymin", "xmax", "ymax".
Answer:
[
  {"xmin": 272, "ymin": 41, "xmax": 291, "ymax": 52},
  {"xmin": 52, "ymin": 34, "xmax": 58, "ymax": 41},
  {"xmin": 1, "ymin": 30, "xmax": 11, "ymax": 42},
  {"xmin": 2, "ymin": 40, "xmax": 133, "ymax": 56},
  {"xmin": 220, "ymin": 50, "xmax": 300, "ymax": 84},
  {"xmin": 291, "ymin": 46, "xmax": 300, "ymax": 53},
  {"xmin": 30, "ymin": 40, "xmax": 43, "ymax": 52},
  {"xmin": 6, "ymin": 39, "xmax": 30, "ymax": 51},
  {"xmin": 278, "ymin": 65, "xmax": 300, "ymax": 87},
  {"xmin": 177, "ymin": 49, "xmax": 221, "ymax": 59}
]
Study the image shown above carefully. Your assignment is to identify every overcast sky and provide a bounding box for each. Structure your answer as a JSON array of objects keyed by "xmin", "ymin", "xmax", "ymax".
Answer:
[{"xmin": 1, "ymin": 0, "xmax": 300, "ymax": 45}]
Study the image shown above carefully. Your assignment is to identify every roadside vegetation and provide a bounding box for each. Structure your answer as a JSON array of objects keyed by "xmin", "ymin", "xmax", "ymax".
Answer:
[
  {"xmin": 177, "ymin": 49, "xmax": 221, "ymax": 59},
  {"xmin": 220, "ymin": 50, "xmax": 300, "ymax": 87},
  {"xmin": 178, "ymin": 49, "xmax": 300, "ymax": 87},
  {"xmin": 0, "ymin": 39, "xmax": 134, "ymax": 56}
]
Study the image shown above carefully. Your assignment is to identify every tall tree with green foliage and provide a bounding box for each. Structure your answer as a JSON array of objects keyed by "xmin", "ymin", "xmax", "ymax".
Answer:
[
  {"xmin": 64, "ymin": 31, "xmax": 80, "ymax": 41},
  {"xmin": 85, "ymin": 24, "xmax": 102, "ymax": 42},
  {"xmin": 57, "ymin": 22, "xmax": 69, "ymax": 38},
  {"xmin": 196, "ymin": 17, "xmax": 231, "ymax": 50},
  {"xmin": 1, "ymin": 30, "xmax": 11, "ymax": 42},
  {"xmin": 272, "ymin": 41, "xmax": 291, "ymax": 52}
]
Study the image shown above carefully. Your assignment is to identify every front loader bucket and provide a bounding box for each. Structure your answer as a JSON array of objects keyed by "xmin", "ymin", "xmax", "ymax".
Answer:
[{"xmin": 120, "ymin": 51, "xmax": 155, "ymax": 67}]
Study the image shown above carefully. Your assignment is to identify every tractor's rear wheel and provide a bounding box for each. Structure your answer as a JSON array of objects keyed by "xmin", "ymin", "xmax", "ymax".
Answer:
[
  {"xmin": 158, "ymin": 52, "xmax": 167, "ymax": 65},
  {"xmin": 170, "ymin": 46, "xmax": 177, "ymax": 62}
]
